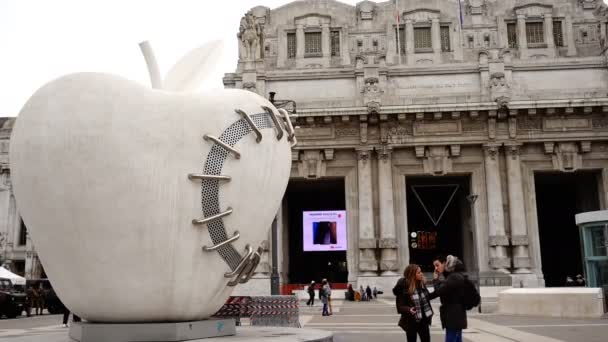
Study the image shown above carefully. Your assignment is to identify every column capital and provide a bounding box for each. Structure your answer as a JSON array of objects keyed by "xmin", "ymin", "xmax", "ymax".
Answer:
[
  {"xmin": 377, "ymin": 147, "xmax": 393, "ymax": 162},
  {"xmin": 516, "ymin": 14, "xmax": 526, "ymax": 20},
  {"xmin": 356, "ymin": 148, "xmax": 373, "ymax": 162},
  {"xmin": 542, "ymin": 13, "xmax": 553, "ymax": 19},
  {"xmin": 405, "ymin": 19, "xmax": 413, "ymax": 25},
  {"xmin": 483, "ymin": 143, "xmax": 501, "ymax": 159},
  {"xmin": 431, "ymin": 18, "xmax": 440, "ymax": 23},
  {"xmin": 504, "ymin": 142, "xmax": 523, "ymax": 159}
]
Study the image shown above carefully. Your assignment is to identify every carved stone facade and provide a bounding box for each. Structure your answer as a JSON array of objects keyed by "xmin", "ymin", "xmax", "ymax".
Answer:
[{"xmin": 223, "ymin": 0, "xmax": 608, "ymax": 293}]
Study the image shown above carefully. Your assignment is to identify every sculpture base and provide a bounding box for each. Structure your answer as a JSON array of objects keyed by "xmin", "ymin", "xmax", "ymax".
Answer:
[{"xmin": 69, "ymin": 319, "xmax": 235, "ymax": 342}]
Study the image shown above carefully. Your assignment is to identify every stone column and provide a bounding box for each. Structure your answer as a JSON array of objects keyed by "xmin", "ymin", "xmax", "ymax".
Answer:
[
  {"xmin": 516, "ymin": 14, "xmax": 528, "ymax": 59},
  {"xmin": 296, "ymin": 24, "xmax": 305, "ymax": 59},
  {"xmin": 544, "ymin": 14, "xmax": 555, "ymax": 49},
  {"xmin": 432, "ymin": 18, "xmax": 442, "ymax": 63},
  {"xmin": 565, "ymin": 15, "xmax": 577, "ymax": 56},
  {"xmin": 405, "ymin": 19, "xmax": 414, "ymax": 65},
  {"xmin": 357, "ymin": 148, "xmax": 377, "ymax": 276},
  {"xmin": 483, "ymin": 144, "xmax": 510, "ymax": 273},
  {"xmin": 377, "ymin": 148, "xmax": 398, "ymax": 276},
  {"xmin": 341, "ymin": 26, "xmax": 351, "ymax": 66},
  {"xmin": 277, "ymin": 27, "xmax": 286, "ymax": 68},
  {"xmin": 322, "ymin": 23, "xmax": 331, "ymax": 67},
  {"xmin": 505, "ymin": 144, "xmax": 531, "ymax": 274},
  {"xmin": 386, "ymin": 22, "xmax": 396, "ymax": 64}
]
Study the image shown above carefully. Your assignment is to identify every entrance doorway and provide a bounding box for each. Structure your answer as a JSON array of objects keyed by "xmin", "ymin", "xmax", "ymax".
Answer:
[
  {"xmin": 535, "ymin": 172, "xmax": 601, "ymax": 287},
  {"xmin": 285, "ymin": 178, "xmax": 348, "ymax": 284},
  {"xmin": 406, "ymin": 176, "xmax": 471, "ymax": 272}
]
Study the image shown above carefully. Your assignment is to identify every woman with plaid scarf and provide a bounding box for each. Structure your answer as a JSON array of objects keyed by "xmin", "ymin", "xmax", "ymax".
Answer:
[{"xmin": 393, "ymin": 264, "xmax": 438, "ymax": 342}]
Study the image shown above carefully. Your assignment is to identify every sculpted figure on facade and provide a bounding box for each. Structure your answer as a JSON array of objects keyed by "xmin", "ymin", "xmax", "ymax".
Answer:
[
  {"xmin": 466, "ymin": 0, "xmax": 487, "ymax": 15},
  {"xmin": 238, "ymin": 11, "xmax": 263, "ymax": 61}
]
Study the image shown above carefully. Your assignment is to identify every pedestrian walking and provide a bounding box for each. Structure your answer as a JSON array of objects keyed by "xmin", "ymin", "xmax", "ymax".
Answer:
[
  {"xmin": 326, "ymin": 279, "xmax": 333, "ymax": 315},
  {"xmin": 24, "ymin": 285, "xmax": 34, "ymax": 317},
  {"xmin": 433, "ymin": 255, "xmax": 468, "ymax": 342},
  {"xmin": 32, "ymin": 285, "xmax": 44, "ymax": 315},
  {"xmin": 306, "ymin": 281, "xmax": 316, "ymax": 306},
  {"xmin": 320, "ymin": 279, "xmax": 330, "ymax": 316},
  {"xmin": 359, "ymin": 285, "xmax": 367, "ymax": 301},
  {"xmin": 393, "ymin": 264, "xmax": 436, "ymax": 342},
  {"xmin": 366, "ymin": 285, "xmax": 372, "ymax": 301},
  {"xmin": 373, "ymin": 286, "xmax": 378, "ymax": 299}
]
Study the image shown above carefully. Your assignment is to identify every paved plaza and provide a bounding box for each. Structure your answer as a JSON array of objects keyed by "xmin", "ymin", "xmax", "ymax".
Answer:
[{"xmin": 0, "ymin": 299, "xmax": 606, "ymax": 342}]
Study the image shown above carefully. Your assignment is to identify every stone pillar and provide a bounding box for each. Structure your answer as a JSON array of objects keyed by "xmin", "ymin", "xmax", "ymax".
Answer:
[
  {"xmin": 505, "ymin": 144, "xmax": 531, "ymax": 274},
  {"xmin": 341, "ymin": 26, "xmax": 351, "ymax": 66},
  {"xmin": 322, "ymin": 23, "xmax": 331, "ymax": 67},
  {"xmin": 516, "ymin": 14, "xmax": 528, "ymax": 59},
  {"xmin": 377, "ymin": 149, "xmax": 398, "ymax": 276},
  {"xmin": 405, "ymin": 19, "xmax": 415, "ymax": 65},
  {"xmin": 357, "ymin": 149, "xmax": 377, "ymax": 276},
  {"xmin": 386, "ymin": 23, "xmax": 396, "ymax": 64},
  {"xmin": 544, "ymin": 14, "xmax": 555, "ymax": 49},
  {"xmin": 565, "ymin": 15, "xmax": 577, "ymax": 56},
  {"xmin": 483, "ymin": 144, "xmax": 510, "ymax": 273},
  {"xmin": 277, "ymin": 27, "xmax": 286, "ymax": 68},
  {"xmin": 296, "ymin": 24, "xmax": 305, "ymax": 59},
  {"xmin": 432, "ymin": 18, "xmax": 441, "ymax": 63}
]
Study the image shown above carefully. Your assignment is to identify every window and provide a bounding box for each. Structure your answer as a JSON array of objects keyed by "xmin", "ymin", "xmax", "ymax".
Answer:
[
  {"xmin": 507, "ymin": 23, "xmax": 518, "ymax": 48},
  {"xmin": 526, "ymin": 22, "xmax": 544, "ymax": 45},
  {"xmin": 304, "ymin": 32, "xmax": 322, "ymax": 56},
  {"xmin": 19, "ymin": 219, "xmax": 27, "ymax": 246},
  {"xmin": 330, "ymin": 30, "xmax": 340, "ymax": 56},
  {"xmin": 414, "ymin": 27, "xmax": 432, "ymax": 50},
  {"xmin": 553, "ymin": 20, "xmax": 564, "ymax": 47},
  {"xmin": 395, "ymin": 26, "xmax": 406, "ymax": 54},
  {"xmin": 440, "ymin": 25, "xmax": 451, "ymax": 51},
  {"xmin": 287, "ymin": 33, "xmax": 296, "ymax": 58}
]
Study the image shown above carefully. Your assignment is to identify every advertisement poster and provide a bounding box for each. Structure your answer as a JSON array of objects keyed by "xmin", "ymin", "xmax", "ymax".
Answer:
[{"xmin": 303, "ymin": 210, "xmax": 347, "ymax": 251}]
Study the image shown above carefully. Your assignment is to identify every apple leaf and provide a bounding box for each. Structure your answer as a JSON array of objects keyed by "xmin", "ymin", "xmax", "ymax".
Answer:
[{"xmin": 163, "ymin": 40, "xmax": 224, "ymax": 92}]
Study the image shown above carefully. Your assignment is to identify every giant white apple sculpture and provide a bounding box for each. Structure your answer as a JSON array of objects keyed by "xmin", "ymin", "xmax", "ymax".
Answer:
[{"xmin": 9, "ymin": 43, "xmax": 295, "ymax": 322}]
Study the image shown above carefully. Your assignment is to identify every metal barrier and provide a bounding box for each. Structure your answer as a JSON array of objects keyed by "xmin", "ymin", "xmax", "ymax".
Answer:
[
  {"xmin": 212, "ymin": 295, "xmax": 300, "ymax": 328},
  {"xmin": 249, "ymin": 296, "xmax": 300, "ymax": 328}
]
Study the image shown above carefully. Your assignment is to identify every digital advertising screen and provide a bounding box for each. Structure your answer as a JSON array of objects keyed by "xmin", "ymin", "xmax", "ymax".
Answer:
[{"xmin": 302, "ymin": 210, "xmax": 347, "ymax": 252}]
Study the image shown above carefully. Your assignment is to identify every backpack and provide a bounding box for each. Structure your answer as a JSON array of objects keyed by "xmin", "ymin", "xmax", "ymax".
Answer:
[{"xmin": 462, "ymin": 276, "xmax": 481, "ymax": 310}]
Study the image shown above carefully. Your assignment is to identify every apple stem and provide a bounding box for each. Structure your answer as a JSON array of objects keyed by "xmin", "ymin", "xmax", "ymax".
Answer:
[{"xmin": 138, "ymin": 41, "xmax": 163, "ymax": 89}]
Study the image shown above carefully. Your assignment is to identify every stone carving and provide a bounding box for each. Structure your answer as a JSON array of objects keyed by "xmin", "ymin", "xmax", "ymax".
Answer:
[
  {"xmin": 362, "ymin": 77, "xmax": 384, "ymax": 110},
  {"xmin": 357, "ymin": 149, "xmax": 371, "ymax": 164},
  {"xmin": 297, "ymin": 150, "xmax": 326, "ymax": 179},
  {"xmin": 242, "ymin": 82, "xmax": 257, "ymax": 92},
  {"xmin": 579, "ymin": 0, "xmax": 598, "ymax": 10},
  {"xmin": 335, "ymin": 127, "xmax": 359, "ymax": 136},
  {"xmin": 466, "ymin": 0, "xmax": 487, "ymax": 15},
  {"xmin": 238, "ymin": 11, "xmax": 263, "ymax": 61},
  {"xmin": 593, "ymin": 117, "xmax": 608, "ymax": 128},
  {"xmin": 417, "ymin": 146, "xmax": 454, "ymax": 176},
  {"xmin": 518, "ymin": 116, "xmax": 543, "ymax": 130},
  {"xmin": 462, "ymin": 120, "xmax": 487, "ymax": 132},
  {"xmin": 490, "ymin": 73, "xmax": 511, "ymax": 104},
  {"xmin": 495, "ymin": 96, "xmax": 510, "ymax": 119},
  {"xmin": 385, "ymin": 123, "xmax": 413, "ymax": 143},
  {"xmin": 546, "ymin": 142, "xmax": 583, "ymax": 172},
  {"xmin": 357, "ymin": 1, "xmax": 376, "ymax": 21}
]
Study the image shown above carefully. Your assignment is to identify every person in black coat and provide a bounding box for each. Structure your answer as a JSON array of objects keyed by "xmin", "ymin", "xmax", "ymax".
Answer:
[
  {"xmin": 393, "ymin": 264, "xmax": 438, "ymax": 342},
  {"xmin": 432, "ymin": 255, "xmax": 467, "ymax": 342},
  {"xmin": 306, "ymin": 281, "xmax": 316, "ymax": 306}
]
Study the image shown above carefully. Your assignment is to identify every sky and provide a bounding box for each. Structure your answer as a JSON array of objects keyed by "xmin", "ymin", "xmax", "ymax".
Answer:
[
  {"xmin": 2, "ymin": 1, "xmax": 608, "ymax": 117},
  {"xmin": 0, "ymin": 0, "xmax": 361, "ymax": 117}
]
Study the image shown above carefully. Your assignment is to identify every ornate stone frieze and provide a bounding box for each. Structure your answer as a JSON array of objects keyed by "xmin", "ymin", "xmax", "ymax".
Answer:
[
  {"xmin": 462, "ymin": 120, "xmax": 487, "ymax": 132},
  {"xmin": 357, "ymin": 1, "xmax": 376, "ymax": 21},
  {"xmin": 543, "ymin": 117, "xmax": 592, "ymax": 131},
  {"xmin": 379, "ymin": 238, "xmax": 398, "ymax": 249},
  {"xmin": 593, "ymin": 117, "xmax": 608, "ymax": 128},
  {"xmin": 490, "ymin": 257, "xmax": 511, "ymax": 269},
  {"xmin": 489, "ymin": 235, "xmax": 510, "ymax": 246},
  {"xmin": 413, "ymin": 120, "xmax": 462, "ymax": 136},
  {"xmin": 358, "ymin": 238, "xmax": 377, "ymax": 249},
  {"xmin": 335, "ymin": 127, "xmax": 359, "ymax": 137},
  {"xmin": 511, "ymin": 235, "xmax": 529, "ymax": 246},
  {"xmin": 384, "ymin": 123, "xmax": 413, "ymax": 144},
  {"xmin": 518, "ymin": 116, "xmax": 542, "ymax": 130},
  {"xmin": 513, "ymin": 257, "xmax": 531, "ymax": 269},
  {"xmin": 579, "ymin": 0, "xmax": 598, "ymax": 10}
]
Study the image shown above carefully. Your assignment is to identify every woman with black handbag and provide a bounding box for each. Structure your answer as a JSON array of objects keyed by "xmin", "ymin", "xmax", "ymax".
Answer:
[{"xmin": 393, "ymin": 264, "xmax": 438, "ymax": 342}]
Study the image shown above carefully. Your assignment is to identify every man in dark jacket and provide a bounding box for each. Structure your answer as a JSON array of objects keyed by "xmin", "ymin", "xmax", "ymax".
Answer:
[{"xmin": 433, "ymin": 255, "xmax": 467, "ymax": 342}]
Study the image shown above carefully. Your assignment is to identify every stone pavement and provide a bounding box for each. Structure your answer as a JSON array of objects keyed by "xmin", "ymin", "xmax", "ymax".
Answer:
[
  {"xmin": 299, "ymin": 298, "xmax": 608, "ymax": 342},
  {"xmin": 0, "ymin": 300, "xmax": 606, "ymax": 341}
]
